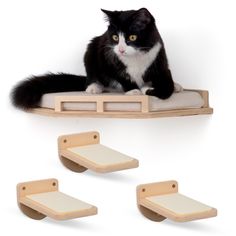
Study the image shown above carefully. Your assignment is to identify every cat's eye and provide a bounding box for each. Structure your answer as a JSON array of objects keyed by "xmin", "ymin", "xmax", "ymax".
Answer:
[
  {"xmin": 129, "ymin": 35, "xmax": 137, "ymax": 41},
  {"xmin": 112, "ymin": 35, "xmax": 119, "ymax": 41}
]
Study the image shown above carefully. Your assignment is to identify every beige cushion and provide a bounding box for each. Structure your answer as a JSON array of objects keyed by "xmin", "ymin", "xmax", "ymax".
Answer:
[
  {"xmin": 146, "ymin": 193, "xmax": 213, "ymax": 215},
  {"xmin": 40, "ymin": 91, "xmax": 204, "ymax": 112},
  {"xmin": 68, "ymin": 144, "xmax": 136, "ymax": 166},
  {"xmin": 26, "ymin": 191, "xmax": 94, "ymax": 213}
]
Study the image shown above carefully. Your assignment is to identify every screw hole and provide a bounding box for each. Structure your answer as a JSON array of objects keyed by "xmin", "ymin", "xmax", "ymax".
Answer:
[
  {"xmin": 142, "ymin": 188, "xmax": 146, "ymax": 192},
  {"xmin": 94, "ymin": 135, "xmax": 97, "ymax": 139},
  {"xmin": 52, "ymin": 182, "xmax": 56, "ymax": 186},
  {"xmin": 22, "ymin": 186, "xmax": 26, "ymax": 190},
  {"xmin": 172, "ymin": 184, "xmax": 176, "ymax": 188},
  {"xmin": 63, "ymin": 139, "xmax": 67, "ymax": 143}
]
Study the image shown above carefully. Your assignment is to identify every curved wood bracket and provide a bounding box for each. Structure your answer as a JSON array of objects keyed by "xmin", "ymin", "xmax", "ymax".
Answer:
[
  {"xmin": 59, "ymin": 155, "xmax": 87, "ymax": 173},
  {"xmin": 138, "ymin": 205, "xmax": 166, "ymax": 222},
  {"xmin": 18, "ymin": 203, "xmax": 46, "ymax": 220}
]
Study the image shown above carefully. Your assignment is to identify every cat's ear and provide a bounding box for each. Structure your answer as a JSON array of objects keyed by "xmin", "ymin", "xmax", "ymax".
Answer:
[
  {"xmin": 132, "ymin": 8, "xmax": 154, "ymax": 30},
  {"xmin": 101, "ymin": 9, "xmax": 115, "ymax": 22}
]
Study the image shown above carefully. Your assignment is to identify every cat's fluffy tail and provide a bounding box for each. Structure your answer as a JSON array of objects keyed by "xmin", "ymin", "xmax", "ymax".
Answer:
[{"xmin": 11, "ymin": 73, "xmax": 87, "ymax": 110}]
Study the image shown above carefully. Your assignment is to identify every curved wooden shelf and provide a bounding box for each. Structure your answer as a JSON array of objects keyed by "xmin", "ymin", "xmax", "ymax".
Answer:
[
  {"xmin": 29, "ymin": 90, "xmax": 213, "ymax": 119},
  {"xmin": 17, "ymin": 179, "xmax": 97, "ymax": 220},
  {"xmin": 58, "ymin": 131, "xmax": 139, "ymax": 173},
  {"xmin": 137, "ymin": 180, "xmax": 217, "ymax": 222}
]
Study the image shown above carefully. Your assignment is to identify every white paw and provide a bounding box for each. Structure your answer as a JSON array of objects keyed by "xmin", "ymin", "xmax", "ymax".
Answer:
[
  {"xmin": 125, "ymin": 89, "xmax": 142, "ymax": 95},
  {"xmin": 86, "ymin": 83, "xmax": 104, "ymax": 94},
  {"xmin": 174, "ymin": 83, "xmax": 183, "ymax": 92},
  {"xmin": 141, "ymin": 86, "xmax": 154, "ymax": 95}
]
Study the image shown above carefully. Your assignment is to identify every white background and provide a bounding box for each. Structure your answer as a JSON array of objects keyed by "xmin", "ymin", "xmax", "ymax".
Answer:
[{"xmin": 0, "ymin": 0, "xmax": 235, "ymax": 235}]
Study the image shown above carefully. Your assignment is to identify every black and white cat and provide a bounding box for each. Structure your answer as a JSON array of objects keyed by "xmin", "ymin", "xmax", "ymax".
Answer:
[{"xmin": 11, "ymin": 8, "xmax": 182, "ymax": 110}]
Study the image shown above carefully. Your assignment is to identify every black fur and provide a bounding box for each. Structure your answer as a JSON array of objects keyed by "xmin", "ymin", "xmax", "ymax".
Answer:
[
  {"xmin": 11, "ymin": 73, "xmax": 86, "ymax": 109},
  {"xmin": 11, "ymin": 8, "xmax": 174, "ymax": 110}
]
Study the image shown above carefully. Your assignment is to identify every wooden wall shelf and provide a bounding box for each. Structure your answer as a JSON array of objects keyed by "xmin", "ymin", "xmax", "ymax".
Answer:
[
  {"xmin": 137, "ymin": 180, "xmax": 217, "ymax": 222},
  {"xmin": 17, "ymin": 178, "xmax": 97, "ymax": 220},
  {"xmin": 58, "ymin": 131, "xmax": 139, "ymax": 173},
  {"xmin": 30, "ymin": 90, "xmax": 213, "ymax": 119}
]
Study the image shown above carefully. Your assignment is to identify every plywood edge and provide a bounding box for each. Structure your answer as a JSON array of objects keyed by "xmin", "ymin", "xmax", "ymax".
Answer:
[
  {"xmin": 94, "ymin": 158, "xmax": 139, "ymax": 173},
  {"xmin": 173, "ymin": 207, "xmax": 218, "ymax": 222},
  {"xmin": 30, "ymin": 107, "xmax": 213, "ymax": 119}
]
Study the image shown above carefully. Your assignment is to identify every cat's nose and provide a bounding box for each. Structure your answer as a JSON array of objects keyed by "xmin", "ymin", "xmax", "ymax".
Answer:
[{"xmin": 118, "ymin": 47, "xmax": 125, "ymax": 54}]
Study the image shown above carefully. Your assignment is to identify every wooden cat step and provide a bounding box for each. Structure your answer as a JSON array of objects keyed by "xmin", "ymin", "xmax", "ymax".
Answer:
[
  {"xmin": 137, "ymin": 180, "xmax": 217, "ymax": 222},
  {"xmin": 31, "ymin": 89, "xmax": 213, "ymax": 119},
  {"xmin": 17, "ymin": 178, "xmax": 97, "ymax": 220},
  {"xmin": 58, "ymin": 131, "xmax": 139, "ymax": 173}
]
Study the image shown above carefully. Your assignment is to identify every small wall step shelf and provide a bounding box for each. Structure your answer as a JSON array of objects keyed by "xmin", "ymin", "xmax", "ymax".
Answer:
[
  {"xmin": 137, "ymin": 180, "xmax": 217, "ymax": 222},
  {"xmin": 58, "ymin": 131, "xmax": 139, "ymax": 173},
  {"xmin": 17, "ymin": 178, "xmax": 97, "ymax": 220},
  {"xmin": 30, "ymin": 89, "xmax": 213, "ymax": 119}
]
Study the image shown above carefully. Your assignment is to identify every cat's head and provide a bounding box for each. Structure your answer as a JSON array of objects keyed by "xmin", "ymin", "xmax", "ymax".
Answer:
[{"xmin": 102, "ymin": 8, "xmax": 159, "ymax": 57}]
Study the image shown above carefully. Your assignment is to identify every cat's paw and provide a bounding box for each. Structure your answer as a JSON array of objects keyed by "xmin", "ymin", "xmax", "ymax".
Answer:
[
  {"xmin": 141, "ymin": 86, "xmax": 154, "ymax": 95},
  {"xmin": 125, "ymin": 89, "xmax": 142, "ymax": 95},
  {"xmin": 174, "ymin": 82, "xmax": 183, "ymax": 93},
  {"xmin": 86, "ymin": 83, "xmax": 104, "ymax": 94}
]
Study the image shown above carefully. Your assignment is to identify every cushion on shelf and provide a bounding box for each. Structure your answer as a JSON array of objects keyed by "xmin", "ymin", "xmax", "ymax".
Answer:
[{"xmin": 40, "ymin": 91, "xmax": 204, "ymax": 112}]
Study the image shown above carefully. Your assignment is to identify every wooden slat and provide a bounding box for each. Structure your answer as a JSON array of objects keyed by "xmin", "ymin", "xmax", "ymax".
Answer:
[{"xmin": 54, "ymin": 95, "xmax": 149, "ymax": 113}]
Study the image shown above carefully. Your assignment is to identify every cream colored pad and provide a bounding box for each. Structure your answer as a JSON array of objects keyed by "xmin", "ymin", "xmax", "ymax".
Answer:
[
  {"xmin": 68, "ymin": 144, "xmax": 136, "ymax": 166},
  {"xmin": 40, "ymin": 90, "xmax": 204, "ymax": 112},
  {"xmin": 58, "ymin": 131, "xmax": 139, "ymax": 173},
  {"xmin": 137, "ymin": 180, "xmax": 217, "ymax": 222},
  {"xmin": 17, "ymin": 179, "xmax": 97, "ymax": 220}
]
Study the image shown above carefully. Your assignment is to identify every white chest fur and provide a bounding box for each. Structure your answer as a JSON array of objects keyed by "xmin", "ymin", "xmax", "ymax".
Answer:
[{"xmin": 119, "ymin": 42, "xmax": 162, "ymax": 88}]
